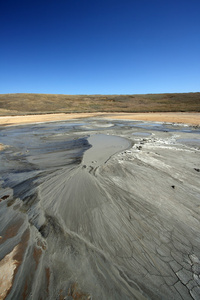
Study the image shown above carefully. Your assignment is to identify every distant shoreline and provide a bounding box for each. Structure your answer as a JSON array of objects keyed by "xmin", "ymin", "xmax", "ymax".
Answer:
[{"xmin": 0, "ymin": 112, "xmax": 199, "ymax": 126}]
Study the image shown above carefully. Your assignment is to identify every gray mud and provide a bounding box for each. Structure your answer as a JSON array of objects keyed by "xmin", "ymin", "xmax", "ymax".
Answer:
[{"xmin": 0, "ymin": 119, "xmax": 200, "ymax": 300}]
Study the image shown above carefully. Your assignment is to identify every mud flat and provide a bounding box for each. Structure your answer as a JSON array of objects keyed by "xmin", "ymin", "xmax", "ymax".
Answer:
[
  {"xmin": 0, "ymin": 112, "xmax": 200, "ymax": 126},
  {"xmin": 0, "ymin": 118, "xmax": 200, "ymax": 299}
]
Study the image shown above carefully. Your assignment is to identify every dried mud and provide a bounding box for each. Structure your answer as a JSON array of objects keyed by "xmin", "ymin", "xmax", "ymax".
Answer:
[{"xmin": 0, "ymin": 118, "xmax": 200, "ymax": 299}]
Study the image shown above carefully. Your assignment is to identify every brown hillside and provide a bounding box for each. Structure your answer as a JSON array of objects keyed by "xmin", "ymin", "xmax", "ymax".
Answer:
[{"xmin": 0, "ymin": 93, "xmax": 199, "ymax": 116}]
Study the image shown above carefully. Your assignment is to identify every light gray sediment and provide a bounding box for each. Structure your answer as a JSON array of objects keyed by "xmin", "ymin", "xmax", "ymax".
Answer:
[{"xmin": 0, "ymin": 119, "xmax": 200, "ymax": 299}]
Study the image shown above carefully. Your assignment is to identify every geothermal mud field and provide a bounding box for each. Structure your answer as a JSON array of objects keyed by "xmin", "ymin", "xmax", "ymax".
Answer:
[{"xmin": 0, "ymin": 118, "xmax": 200, "ymax": 300}]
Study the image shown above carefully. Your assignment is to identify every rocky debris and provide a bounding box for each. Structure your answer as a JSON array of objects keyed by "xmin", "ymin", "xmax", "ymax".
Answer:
[
  {"xmin": 137, "ymin": 145, "xmax": 142, "ymax": 150},
  {"xmin": 0, "ymin": 195, "xmax": 10, "ymax": 202}
]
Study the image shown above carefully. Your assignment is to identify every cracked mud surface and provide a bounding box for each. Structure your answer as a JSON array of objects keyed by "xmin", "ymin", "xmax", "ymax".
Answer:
[{"xmin": 0, "ymin": 119, "xmax": 200, "ymax": 299}]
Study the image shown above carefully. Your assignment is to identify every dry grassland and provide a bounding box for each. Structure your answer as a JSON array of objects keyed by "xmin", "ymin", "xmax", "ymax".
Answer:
[{"xmin": 0, "ymin": 93, "xmax": 199, "ymax": 116}]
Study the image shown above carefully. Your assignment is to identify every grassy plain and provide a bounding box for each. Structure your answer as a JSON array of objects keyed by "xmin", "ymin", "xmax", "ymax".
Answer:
[{"xmin": 0, "ymin": 93, "xmax": 199, "ymax": 116}]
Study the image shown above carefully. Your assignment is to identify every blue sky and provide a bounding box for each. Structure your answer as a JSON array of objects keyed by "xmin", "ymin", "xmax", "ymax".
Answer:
[{"xmin": 0, "ymin": 0, "xmax": 200, "ymax": 94}]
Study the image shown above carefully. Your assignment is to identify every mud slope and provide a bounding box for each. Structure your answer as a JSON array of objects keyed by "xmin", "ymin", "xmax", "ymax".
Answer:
[{"xmin": 0, "ymin": 119, "xmax": 200, "ymax": 299}]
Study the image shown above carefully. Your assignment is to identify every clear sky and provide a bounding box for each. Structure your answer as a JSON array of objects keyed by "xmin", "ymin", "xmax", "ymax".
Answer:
[{"xmin": 0, "ymin": 0, "xmax": 200, "ymax": 94}]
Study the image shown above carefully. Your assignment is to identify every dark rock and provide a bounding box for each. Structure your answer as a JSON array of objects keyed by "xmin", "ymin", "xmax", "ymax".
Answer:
[{"xmin": 1, "ymin": 195, "xmax": 10, "ymax": 200}]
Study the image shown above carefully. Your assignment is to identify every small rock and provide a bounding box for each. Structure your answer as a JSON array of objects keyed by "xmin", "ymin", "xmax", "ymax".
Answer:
[
  {"xmin": 1, "ymin": 195, "xmax": 10, "ymax": 200},
  {"xmin": 137, "ymin": 146, "xmax": 142, "ymax": 150}
]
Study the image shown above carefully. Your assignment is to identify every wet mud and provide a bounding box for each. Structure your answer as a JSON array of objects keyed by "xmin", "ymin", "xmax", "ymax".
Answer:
[{"xmin": 0, "ymin": 119, "xmax": 200, "ymax": 299}]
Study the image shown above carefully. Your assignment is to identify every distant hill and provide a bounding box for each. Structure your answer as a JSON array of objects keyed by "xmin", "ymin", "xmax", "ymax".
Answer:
[{"xmin": 0, "ymin": 93, "xmax": 199, "ymax": 116}]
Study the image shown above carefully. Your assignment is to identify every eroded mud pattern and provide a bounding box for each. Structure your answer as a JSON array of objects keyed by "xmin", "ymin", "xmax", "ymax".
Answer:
[{"xmin": 0, "ymin": 119, "xmax": 200, "ymax": 299}]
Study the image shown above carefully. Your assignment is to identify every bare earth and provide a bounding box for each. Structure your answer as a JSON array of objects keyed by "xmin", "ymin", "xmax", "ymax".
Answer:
[
  {"xmin": 0, "ymin": 112, "xmax": 200, "ymax": 126},
  {"xmin": 0, "ymin": 115, "xmax": 200, "ymax": 299}
]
